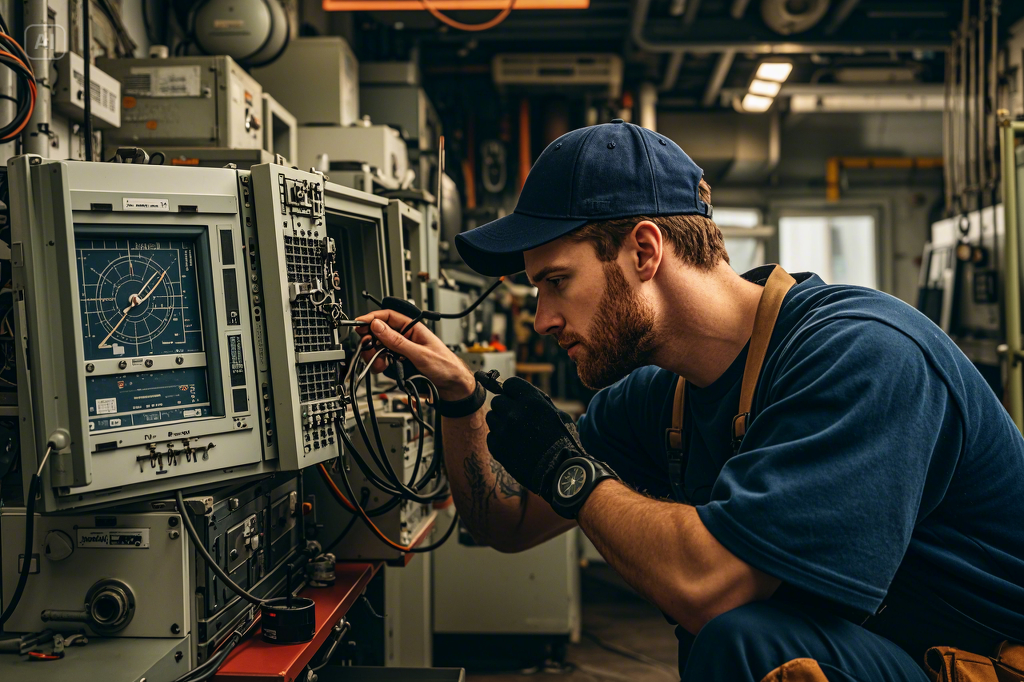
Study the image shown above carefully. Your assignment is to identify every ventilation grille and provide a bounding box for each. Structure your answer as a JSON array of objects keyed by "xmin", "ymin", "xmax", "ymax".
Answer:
[
  {"xmin": 492, "ymin": 54, "xmax": 623, "ymax": 96},
  {"xmin": 297, "ymin": 362, "xmax": 337, "ymax": 403}
]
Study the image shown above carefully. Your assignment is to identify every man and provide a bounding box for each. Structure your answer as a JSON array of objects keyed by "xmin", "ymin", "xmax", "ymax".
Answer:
[{"xmin": 356, "ymin": 120, "xmax": 1024, "ymax": 681}]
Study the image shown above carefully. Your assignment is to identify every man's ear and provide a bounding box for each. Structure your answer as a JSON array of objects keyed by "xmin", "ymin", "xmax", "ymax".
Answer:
[{"xmin": 629, "ymin": 220, "xmax": 663, "ymax": 282}]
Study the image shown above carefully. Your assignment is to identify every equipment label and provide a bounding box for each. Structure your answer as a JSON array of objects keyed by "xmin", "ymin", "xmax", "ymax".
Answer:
[
  {"xmin": 123, "ymin": 198, "xmax": 169, "ymax": 211},
  {"xmin": 77, "ymin": 528, "xmax": 150, "ymax": 548},
  {"xmin": 95, "ymin": 397, "xmax": 117, "ymax": 414},
  {"xmin": 126, "ymin": 66, "xmax": 202, "ymax": 98}
]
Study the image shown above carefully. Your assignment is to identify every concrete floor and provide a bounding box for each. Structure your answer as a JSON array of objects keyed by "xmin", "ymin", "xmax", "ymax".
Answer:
[{"xmin": 466, "ymin": 565, "xmax": 681, "ymax": 682}]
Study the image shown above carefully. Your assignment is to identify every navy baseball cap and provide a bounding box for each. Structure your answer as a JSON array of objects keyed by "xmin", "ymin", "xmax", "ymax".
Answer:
[{"xmin": 455, "ymin": 119, "xmax": 712, "ymax": 277}]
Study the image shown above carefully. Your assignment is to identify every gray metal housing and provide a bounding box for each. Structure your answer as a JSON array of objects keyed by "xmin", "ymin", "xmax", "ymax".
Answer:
[
  {"xmin": 8, "ymin": 157, "xmax": 268, "ymax": 512},
  {"xmin": 99, "ymin": 56, "xmax": 263, "ymax": 151},
  {"xmin": 0, "ymin": 508, "xmax": 190, "ymax": 638}
]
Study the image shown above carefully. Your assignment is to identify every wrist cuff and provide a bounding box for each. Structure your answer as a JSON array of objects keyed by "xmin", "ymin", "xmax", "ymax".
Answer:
[{"xmin": 437, "ymin": 381, "xmax": 486, "ymax": 418}]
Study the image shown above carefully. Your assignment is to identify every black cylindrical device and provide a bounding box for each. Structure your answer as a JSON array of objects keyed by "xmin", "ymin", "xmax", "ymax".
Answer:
[{"xmin": 260, "ymin": 597, "xmax": 316, "ymax": 644}]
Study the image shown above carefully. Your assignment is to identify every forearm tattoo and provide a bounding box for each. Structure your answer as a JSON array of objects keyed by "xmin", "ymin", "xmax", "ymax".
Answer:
[
  {"xmin": 463, "ymin": 451, "xmax": 490, "ymax": 534},
  {"xmin": 490, "ymin": 459, "xmax": 527, "ymax": 505}
]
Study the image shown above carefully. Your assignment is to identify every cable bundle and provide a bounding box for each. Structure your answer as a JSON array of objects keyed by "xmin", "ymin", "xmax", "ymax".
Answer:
[
  {"xmin": 317, "ymin": 281, "xmax": 505, "ymax": 554},
  {"xmin": 317, "ymin": 339, "xmax": 458, "ymax": 553},
  {"xmin": 0, "ymin": 17, "xmax": 36, "ymax": 144}
]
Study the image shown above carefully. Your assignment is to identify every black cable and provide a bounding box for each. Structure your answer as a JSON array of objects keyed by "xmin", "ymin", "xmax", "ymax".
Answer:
[
  {"xmin": 0, "ymin": 32, "xmax": 36, "ymax": 143},
  {"xmin": 308, "ymin": 620, "xmax": 350, "ymax": 673},
  {"xmin": 83, "ymin": 0, "xmax": 92, "ymax": 161},
  {"xmin": 173, "ymin": 627, "xmax": 243, "ymax": 682},
  {"xmin": 0, "ymin": 473, "xmax": 40, "ymax": 628},
  {"xmin": 335, "ymin": 443, "xmax": 459, "ymax": 554},
  {"xmin": 434, "ymin": 276, "xmax": 504, "ymax": 319},
  {"xmin": 174, "ymin": 490, "xmax": 265, "ymax": 607}
]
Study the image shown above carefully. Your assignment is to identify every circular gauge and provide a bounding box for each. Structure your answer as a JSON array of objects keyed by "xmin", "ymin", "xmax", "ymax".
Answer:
[
  {"xmin": 77, "ymin": 238, "xmax": 204, "ymax": 360},
  {"xmin": 557, "ymin": 464, "xmax": 587, "ymax": 499},
  {"xmin": 94, "ymin": 254, "xmax": 176, "ymax": 349}
]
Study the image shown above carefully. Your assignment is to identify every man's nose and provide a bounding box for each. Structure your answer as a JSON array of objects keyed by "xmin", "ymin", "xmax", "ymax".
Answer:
[{"xmin": 534, "ymin": 296, "xmax": 563, "ymax": 336}]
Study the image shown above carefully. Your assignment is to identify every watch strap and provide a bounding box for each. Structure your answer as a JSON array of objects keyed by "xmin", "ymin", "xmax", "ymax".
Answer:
[
  {"xmin": 436, "ymin": 381, "xmax": 486, "ymax": 419},
  {"xmin": 550, "ymin": 456, "xmax": 618, "ymax": 519}
]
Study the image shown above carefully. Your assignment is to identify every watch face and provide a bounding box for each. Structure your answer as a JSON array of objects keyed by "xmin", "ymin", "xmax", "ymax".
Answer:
[{"xmin": 557, "ymin": 464, "xmax": 587, "ymax": 499}]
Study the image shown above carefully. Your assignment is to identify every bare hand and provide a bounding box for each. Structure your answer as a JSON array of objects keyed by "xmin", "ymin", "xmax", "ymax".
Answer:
[{"xmin": 354, "ymin": 310, "xmax": 476, "ymax": 401}]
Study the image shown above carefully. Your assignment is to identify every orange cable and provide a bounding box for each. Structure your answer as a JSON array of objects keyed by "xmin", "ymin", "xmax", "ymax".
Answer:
[
  {"xmin": 317, "ymin": 462, "xmax": 420, "ymax": 553},
  {"xmin": 421, "ymin": 0, "xmax": 516, "ymax": 31}
]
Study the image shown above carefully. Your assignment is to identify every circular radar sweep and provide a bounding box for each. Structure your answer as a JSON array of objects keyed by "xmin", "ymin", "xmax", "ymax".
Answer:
[{"xmin": 77, "ymin": 238, "xmax": 203, "ymax": 360}]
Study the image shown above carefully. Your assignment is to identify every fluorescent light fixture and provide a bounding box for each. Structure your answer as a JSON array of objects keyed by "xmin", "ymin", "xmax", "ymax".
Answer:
[
  {"xmin": 741, "ymin": 93, "xmax": 774, "ymax": 112},
  {"xmin": 748, "ymin": 79, "xmax": 781, "ymax": 97},
  {"xmin": 755, "ymin": 62, "xmax": 794, "ymax": 83}
]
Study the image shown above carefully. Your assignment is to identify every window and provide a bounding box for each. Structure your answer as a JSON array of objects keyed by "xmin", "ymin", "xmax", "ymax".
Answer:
[
  {"xmin": 778, "ymin": 215, "xmax": 877, "ymax": 288},
  {"xmin": 715, "ymin": 208, "xmax": 765, "ymax": 275}
]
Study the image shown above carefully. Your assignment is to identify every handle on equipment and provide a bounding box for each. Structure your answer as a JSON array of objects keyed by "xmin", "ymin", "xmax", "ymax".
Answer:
[{"xmin": 475, "ymin": 370, "xmax": 504, "ymax": 395}]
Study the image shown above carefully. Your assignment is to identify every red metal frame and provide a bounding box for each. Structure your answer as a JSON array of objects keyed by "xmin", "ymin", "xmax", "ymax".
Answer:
[{"xmin": 214, "ymin": 562, "xmax": 379, "ymax": 682}]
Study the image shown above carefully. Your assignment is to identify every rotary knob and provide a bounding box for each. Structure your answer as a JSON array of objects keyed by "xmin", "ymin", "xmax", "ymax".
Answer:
[{"xmin": 43, "ymin": 530, "xmax": 75, "ymax": 561}]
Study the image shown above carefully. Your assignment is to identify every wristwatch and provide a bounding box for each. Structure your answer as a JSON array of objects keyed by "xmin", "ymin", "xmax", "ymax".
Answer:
[{"xmin": 549, "ymin": 457, "xmax": 618, "ymax": 519}]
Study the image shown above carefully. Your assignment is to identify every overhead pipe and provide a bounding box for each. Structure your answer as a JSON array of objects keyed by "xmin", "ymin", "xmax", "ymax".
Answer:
[
  {"xmin": 22, "ymin": 0, "xmax": 52, "ymax": 157},
  {"xmin": 730, "ymin": 0, "xmax": 753, "ymax": 20},
  {"xmin": 632, "ymin": 0, "xmax": 947, "ymax": 54},
  {"xmin": 660, "ymin": 52, "xmax": 685, "ymax": 92},
  {"xmin": 639, "ymin": 82, "xmax": 658, "ymax": 131},
  {"xmin": 702, "ymin": 50, "xmax": 736, "ymax": 108},
  {"xmin": 988, "ymin": 0, "xmax": 999, "ymax": 193},
  {"xmin": 999, "ymin": 119, "xmax": 1024, "ymax": 432},
  {"xmin": 943, "ymin": 42, "xmax": 955, "ymax": 215},
  {"xmin": 823, "ymin": 0, "xmax": 861, "ymax": 35},
  {"xmin": 977, "ymin": 0, "xmax": 986, "ymax": 204},
  {"xmin": 683, "ymin": 0, "xmax": 701, "ymax": 29}
]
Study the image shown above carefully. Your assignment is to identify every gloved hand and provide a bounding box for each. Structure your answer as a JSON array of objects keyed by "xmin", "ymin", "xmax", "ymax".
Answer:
[{"xmin": 485, "ymin": 377, "xmax": 591, "ymax": 503}]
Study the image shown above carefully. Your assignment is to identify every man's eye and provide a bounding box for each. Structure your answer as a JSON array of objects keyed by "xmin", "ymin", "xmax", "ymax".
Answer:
[{"xmin": 548, "ymin": 278, "xmax": 564, "ymax": 288}]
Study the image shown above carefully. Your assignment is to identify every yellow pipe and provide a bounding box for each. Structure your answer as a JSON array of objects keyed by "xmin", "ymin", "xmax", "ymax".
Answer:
[{"xmin": 1001, "ymin": 120, "xmax": 1024, "ymax": 432}]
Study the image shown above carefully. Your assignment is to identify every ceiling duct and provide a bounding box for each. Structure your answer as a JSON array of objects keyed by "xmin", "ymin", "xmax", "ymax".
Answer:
[
  {"xmin": 761, "ymin": 0, "xmax": 831, "ymax": 35},
  {"xmin": 492, "ymin": 54, "xmax": 623, "ymax": 97}
]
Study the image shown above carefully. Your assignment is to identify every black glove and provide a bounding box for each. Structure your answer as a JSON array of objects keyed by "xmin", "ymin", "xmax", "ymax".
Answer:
[{"xmin": 484, "ymin": 377, "xmax": 588, "ymax": 503}]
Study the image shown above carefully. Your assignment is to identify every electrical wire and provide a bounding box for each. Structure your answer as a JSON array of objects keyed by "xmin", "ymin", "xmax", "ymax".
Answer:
[
  {"xmin": 83, "ymin": 0, "xmax": 92, "ymax": 162},
  {"xmin": 0, "ymin": 30, "xmax": 36, "ymax": 144},
  {"xmin": 335, "ymin": 442, "xmax": 460, "ymax": 554},
  {"xmin": 0, "ymin": 445, "xmax": 51, "ymax": 629},
  {"xmin": 420, "ymin": 0, "xmax": 517, "ymax": 32},
  {"xmin": 174, "ymin": 490, "xmax": 266, "ymax": 607}
]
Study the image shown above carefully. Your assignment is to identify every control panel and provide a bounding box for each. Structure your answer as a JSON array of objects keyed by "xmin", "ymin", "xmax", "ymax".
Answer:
[
  {"xmin": 8, "ymin": 157, "xmax": 267, "ymax": 511},
  {"xmin": 244, "ymin": 165, "xmax": 346, "ymax": 471}
]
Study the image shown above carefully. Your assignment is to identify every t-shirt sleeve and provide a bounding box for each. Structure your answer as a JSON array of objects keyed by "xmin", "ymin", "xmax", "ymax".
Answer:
[
  {"xmin": 577, "ymin": 366, "xmax": 676, "ymax": 499},
  {"xmin": 696, "ymin": 318, "xmax": 964, "ymax": 614}
]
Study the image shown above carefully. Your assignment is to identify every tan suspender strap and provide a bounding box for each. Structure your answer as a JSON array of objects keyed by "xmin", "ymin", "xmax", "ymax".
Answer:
[
  {"xmin": 732, "ymin": 265, "xmax": 797, "ymax": 445},
  {"xmin": 667, "ymin": 377, "xmax": 686, "ymax": 450}
]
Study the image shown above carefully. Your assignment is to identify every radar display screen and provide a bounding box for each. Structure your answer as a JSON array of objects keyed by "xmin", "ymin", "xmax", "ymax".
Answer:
[
  {"xmin": 87, "ymin": 367, "xmax": 210, "ymax": 432},
  {"xmin": 77, "ymin": 236, "xmax": 204, "ymax": 361}
]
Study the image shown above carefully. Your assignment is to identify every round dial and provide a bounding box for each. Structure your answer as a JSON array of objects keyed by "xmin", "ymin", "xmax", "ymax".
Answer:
[
  {"xmin": 76, "ymin": 237, "xmax": 204, "ymax": 360},
  {"xmin": 557, "ymin": 464, "xmax": 588, "ymax": 499}
]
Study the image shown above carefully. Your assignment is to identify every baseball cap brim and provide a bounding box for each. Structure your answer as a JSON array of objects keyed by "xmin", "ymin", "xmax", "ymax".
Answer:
[{"xmin": 455, "ymin": 211, "xmax": 589, "ymax": 277}]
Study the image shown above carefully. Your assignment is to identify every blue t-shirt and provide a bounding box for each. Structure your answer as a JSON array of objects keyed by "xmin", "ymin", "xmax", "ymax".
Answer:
[{"xmin": 577, "ymin": 266, "xmax": 1024, "ymax": 645}]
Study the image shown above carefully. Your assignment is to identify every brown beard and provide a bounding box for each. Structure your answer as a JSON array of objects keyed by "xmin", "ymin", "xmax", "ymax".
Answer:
[{"xmin": 561, "ymin": 262, "xmax": 657, "ymax": 390}]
